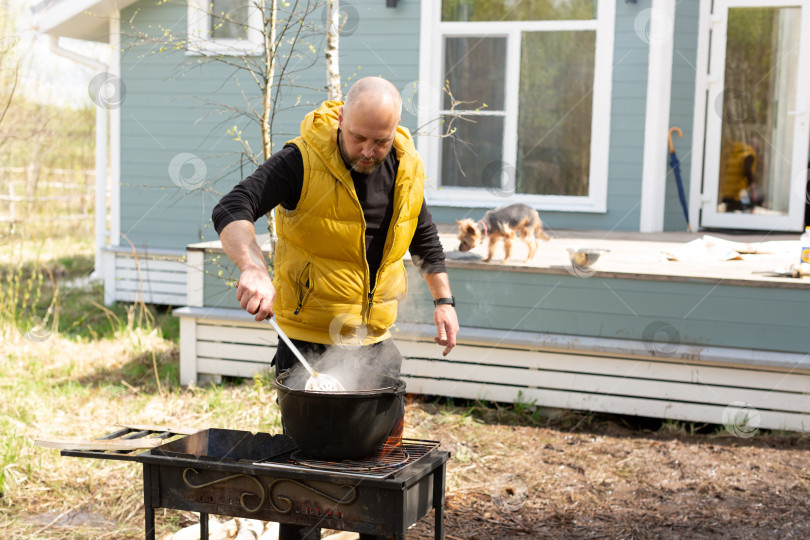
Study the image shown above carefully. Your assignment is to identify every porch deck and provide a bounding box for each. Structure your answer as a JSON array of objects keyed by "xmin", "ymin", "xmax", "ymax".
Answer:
[
  {"xmin": 432, "ymin": 225, "xmax": 809, "ymax": 289},
  {"xmin": 177, "ymin": 227, "xmax": 810, "ymax": 432},
  {"xmin": 186, "ymin": 227, "xmax": 809, "ymax": 287}
]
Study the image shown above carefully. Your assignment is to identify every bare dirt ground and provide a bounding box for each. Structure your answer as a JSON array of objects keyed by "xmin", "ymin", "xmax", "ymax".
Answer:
[{"xmin": 404, "ymin": 401, "xmax": 810, "ymax": 540}]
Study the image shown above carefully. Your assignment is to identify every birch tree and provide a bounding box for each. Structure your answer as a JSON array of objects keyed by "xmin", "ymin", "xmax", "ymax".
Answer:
[
  {"xmin": 124, "ymin": 0, "xmax": 334, "ymax": 242},
  {"xmin": 324, "ymin": 0, "xmax": 341, "ymax": 101}
]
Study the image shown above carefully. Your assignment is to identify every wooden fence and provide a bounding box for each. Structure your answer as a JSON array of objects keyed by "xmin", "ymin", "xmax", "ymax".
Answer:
[{"xmin": 0, "ymin": 166, "xmax": 97, "ymax": 232}]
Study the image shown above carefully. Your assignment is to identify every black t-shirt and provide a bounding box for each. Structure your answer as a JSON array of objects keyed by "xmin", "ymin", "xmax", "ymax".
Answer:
[{"xmin": 212, "ymin": 137, "xmax": 446, "ymax": 290}]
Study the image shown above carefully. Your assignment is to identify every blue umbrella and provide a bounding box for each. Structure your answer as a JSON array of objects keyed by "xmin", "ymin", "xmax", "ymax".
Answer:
[{"xmin": 668, "ymin": 127, "xmax": 691, "ymax": 231}]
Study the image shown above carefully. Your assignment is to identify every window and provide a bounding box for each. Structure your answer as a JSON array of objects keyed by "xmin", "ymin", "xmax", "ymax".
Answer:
[
  {"xmin": 188, "ymin": 0, "xmax": 262, "ymax": 56},
  {"xmin": 418, "ymin": 0, "xmax": 615, "ymax": 212},
  {"xmin": 441, "ymin": 36, "xmax": 507, "ymax": 189}
]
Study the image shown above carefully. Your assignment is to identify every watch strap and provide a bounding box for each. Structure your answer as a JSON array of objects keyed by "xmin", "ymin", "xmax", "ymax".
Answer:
[{"xmin": 433, "ymin": 296, "xmax": 455, "ymax": 307}]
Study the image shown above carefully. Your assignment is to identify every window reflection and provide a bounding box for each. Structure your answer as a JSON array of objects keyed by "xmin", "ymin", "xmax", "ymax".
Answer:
[{"xmin": 442, "ymin": 0, "xmax": 597, "ymax": 22}]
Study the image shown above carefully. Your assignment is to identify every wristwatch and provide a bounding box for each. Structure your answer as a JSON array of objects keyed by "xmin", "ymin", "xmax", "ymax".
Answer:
[{"xmin": 433, "ymin": 296, "xmax": 455, "ymax": 307}]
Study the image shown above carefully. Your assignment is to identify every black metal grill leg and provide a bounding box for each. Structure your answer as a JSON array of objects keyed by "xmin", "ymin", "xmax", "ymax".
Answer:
[
  {"xmin": 433, "ymin": 462, "xmax": 446, "ymax": 540},
  {"xmin": 144, "ymin": 465, "xmax": 156, "ymax": 540},
  {"xmin": 200, "ymin": 512, "xmax": 209, "ymax": 539}
]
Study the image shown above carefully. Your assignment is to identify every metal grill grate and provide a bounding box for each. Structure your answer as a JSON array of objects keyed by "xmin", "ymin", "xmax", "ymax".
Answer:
[
  {"xmin": 254, "ymin": 438, "xmax": 440, "ymax": 479},
  {"xmin": 292, "ymin": 445, "xmax": 409, "ymax": 472}
]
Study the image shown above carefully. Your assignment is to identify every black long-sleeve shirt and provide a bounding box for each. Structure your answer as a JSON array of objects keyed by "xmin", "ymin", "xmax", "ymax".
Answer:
[{"xmin": 212, "ymin": 142, "xmax": 447, "ymax": 289}]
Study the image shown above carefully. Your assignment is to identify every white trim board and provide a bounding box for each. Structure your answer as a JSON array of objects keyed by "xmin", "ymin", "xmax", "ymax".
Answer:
[
  {"xmin": 34, "ymin": 0, "xmax": 139, "ymax": 41},
  {"xmin": 110, "ymin": 14, "xmax": 121, "ymax": 248},
  {"xmin": 639, "ymin": 0, "xmax": 677, "ymax": 232},
  {"xmin": 186, "ymin": 250, "xmax": 204, "ymax": 308},
  {"xmin": 173, "ymin": 308, "xmax": 810, "ymax": 374},
  {"xmin": 103, "ymin": 246, "xmax": 186, "ymax": 257},
  {"xmin": 688, "ymin": 0, "xmax": 713, "ymax": 233},
  {"xmin": 392, "ymin": 322, "xmax": 810, "ymax": 373},
  {"xmin": 401, "ymin": 376, "xmax": 810, "ymax": 432}
]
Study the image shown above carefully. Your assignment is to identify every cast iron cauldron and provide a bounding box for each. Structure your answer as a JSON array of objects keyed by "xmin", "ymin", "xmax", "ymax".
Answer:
[{"xmin": 274, "ymin": 370, "xmax": 406, "ymax": 460}]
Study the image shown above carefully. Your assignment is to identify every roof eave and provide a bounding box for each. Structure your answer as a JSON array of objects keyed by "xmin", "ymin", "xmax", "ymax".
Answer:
[{"xmin": 33, "ymin": 0, "xmax": 140, "ymax": 43}]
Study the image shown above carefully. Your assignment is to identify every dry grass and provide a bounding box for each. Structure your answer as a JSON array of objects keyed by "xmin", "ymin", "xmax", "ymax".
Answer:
[
  {"xmin": 0, "ymin": 326, "xmax": 282, "ymax": 540},
  {"xmin": 0, "ymin": 230, "xmax": 281, "ymax": 539}
]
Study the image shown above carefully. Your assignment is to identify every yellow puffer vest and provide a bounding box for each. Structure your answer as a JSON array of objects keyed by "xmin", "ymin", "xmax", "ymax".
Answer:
[
  {"xmin": 273, "ymin": 100, "xmax": 425, "ymax": 345},
  {"xmin": 720, "ymin": 142, "xmax": 756, "ymax": 201}
]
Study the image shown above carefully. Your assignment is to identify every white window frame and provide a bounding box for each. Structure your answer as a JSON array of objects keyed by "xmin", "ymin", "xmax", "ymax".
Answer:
[
  {"xmin": 417, "ymin": 1, "xmax": 615, "ymax": 212},
  {"xmin": 187, "ymin": 0, "xmax": 263, "ymax": 56}
]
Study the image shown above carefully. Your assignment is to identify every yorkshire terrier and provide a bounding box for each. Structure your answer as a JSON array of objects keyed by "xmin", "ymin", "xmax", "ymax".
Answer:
[{"xmin": 456, "ymin": 203, "xmax": 550, "ymax": 263}]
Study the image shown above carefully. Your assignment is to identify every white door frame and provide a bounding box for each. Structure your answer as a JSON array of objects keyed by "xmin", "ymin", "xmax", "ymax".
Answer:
[
  {"xmin": 694, "ymin": 0, "xmax": 810, "ymax": 232},
  {"xmin": 688, "ymin": 0, "xmax": 713, "ymax": 235}
]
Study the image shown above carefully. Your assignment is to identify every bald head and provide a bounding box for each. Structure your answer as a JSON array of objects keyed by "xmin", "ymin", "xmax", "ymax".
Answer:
[
  {"xmin": 338, "ymin": 77, "xmax": 402, "ymax": 174},
  {"xmin": 343, "ymin": 77, "xmax": 402, "ymax": 123}
]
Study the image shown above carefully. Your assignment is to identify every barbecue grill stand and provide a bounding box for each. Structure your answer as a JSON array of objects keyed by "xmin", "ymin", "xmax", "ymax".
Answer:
[{"xmin": 61, "ymin": 428, "xmax": 449, "ymax": 540}]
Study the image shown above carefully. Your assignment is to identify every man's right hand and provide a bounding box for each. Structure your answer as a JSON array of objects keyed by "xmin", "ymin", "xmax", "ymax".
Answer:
[
  {"xmin": 237, "ymin": 266, "xmax": 276, "ymax": 321},
  {"xmin": 219, "ymin": 220, "xmax": 276, "ymax": 321}
]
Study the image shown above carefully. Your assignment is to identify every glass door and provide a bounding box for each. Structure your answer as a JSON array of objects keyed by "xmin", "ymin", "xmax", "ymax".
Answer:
[{"xmin": 701, "ymin": 0, "xmax": 810, "ymax": 231}]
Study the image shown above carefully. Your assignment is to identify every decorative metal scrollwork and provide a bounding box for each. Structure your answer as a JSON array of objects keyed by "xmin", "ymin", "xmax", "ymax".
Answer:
[
  {"xmin": 180, "ymin": 468, "xmax": 358, "ymax": 516},
  {"xmin": 182, "ymin": 468, "xmax": 266, "ymax": 513},
  {"xmin": 266, "ymin": 478, "xmax": 358, "ymax": 514}
]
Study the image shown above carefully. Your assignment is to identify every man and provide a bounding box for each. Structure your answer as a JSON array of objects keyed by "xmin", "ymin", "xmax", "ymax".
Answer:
[
  {"xmin": 212, "ymin": 77, "xmax": 458, "ymax": 540},
  {"xmin": 719, "ymin": 137, "xmax": 763, "ymax": 212}
]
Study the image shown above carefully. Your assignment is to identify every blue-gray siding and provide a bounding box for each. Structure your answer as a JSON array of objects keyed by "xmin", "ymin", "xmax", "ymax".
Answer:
[
  {"xmin": 399, "ymin": 266, "xmax": 810, "ymax": 356},
  {"xmin": 119, "ymin": 0, "xmax": 421, "ymax": 250},
  {"xmin": 664, "ymin": 1, "xmax": 700, "ymax": 231},
  {"xmin": 119, "ymin": 0, "xmax": 715, "ymax": 244},
  {"xmin": 199, "ymin": 251, "xmax": 810, "ymax": 356}
]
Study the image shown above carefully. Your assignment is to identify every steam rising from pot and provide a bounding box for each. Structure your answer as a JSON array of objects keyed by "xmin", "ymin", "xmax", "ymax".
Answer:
[{"xmin": 281, "ymin": 344, "xmax": 400, "ymax": 392}]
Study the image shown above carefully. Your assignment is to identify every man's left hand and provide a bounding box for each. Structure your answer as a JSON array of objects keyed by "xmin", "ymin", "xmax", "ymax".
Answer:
[{"xmin": 434, "ymin": 305, "xmax": 459, "ymax": 356}]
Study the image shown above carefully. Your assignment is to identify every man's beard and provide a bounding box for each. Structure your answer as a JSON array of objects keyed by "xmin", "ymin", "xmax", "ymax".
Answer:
[
  {"xmin": 338, "ymin": 133, "xmax": 384, "ymax": 174},
  {"xmin": 351, "ymin": 157, "xmax": 383, "ymax": 174}
]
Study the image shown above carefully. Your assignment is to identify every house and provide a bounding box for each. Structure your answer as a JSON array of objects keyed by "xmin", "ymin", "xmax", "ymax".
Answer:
[{"xmin": 36, "ymin": 0, "xmax": 810, "ymax": 431}]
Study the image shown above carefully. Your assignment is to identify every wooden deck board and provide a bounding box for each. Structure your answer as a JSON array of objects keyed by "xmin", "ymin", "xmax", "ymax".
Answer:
[
  {"xmin": 188, "ymin": 229, "xmax": 810, "ymax": 289},
  {"xmin": 433, "ymin": 228, "xmax": 809, "ymax": 289}
]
